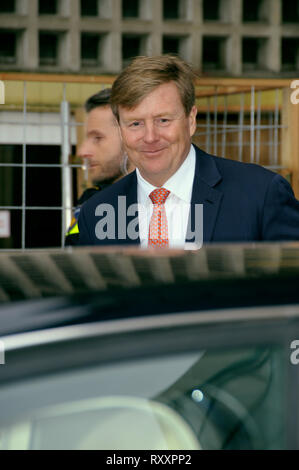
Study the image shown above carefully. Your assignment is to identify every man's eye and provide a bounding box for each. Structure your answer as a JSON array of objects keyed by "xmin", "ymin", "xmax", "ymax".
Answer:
[
  {"xmin": 157, "ymin": 118, "xmax": 170, "ymax": 125},
  {"xmin": 130, "ymin": 121, "xmax": 141, "ymax": 127}
]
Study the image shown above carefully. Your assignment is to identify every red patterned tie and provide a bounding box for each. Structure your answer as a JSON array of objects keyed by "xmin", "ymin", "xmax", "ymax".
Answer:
[{"xmin": 148, "ymin": 188, "xmax": 170, "ymax": 247}]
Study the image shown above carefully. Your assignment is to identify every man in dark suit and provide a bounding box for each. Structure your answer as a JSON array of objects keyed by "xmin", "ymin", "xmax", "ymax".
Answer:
[
  {"xmin": 78, "ymin": 55, "xmax": 299, "ymax": 247},
  {"xmin": 65, "ymin": 88, "xmax": 131, "ymax": 246}
]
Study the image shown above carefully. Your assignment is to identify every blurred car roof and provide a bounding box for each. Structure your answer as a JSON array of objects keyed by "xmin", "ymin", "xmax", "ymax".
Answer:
[{"xmin": 1, "ymin": 242, "xmax": 299, "ymax": 336}]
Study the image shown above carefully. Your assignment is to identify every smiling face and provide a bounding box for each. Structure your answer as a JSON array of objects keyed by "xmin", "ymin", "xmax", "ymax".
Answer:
[
  {"xmin": 79, "ymin": 106, "xmax": 125, "ymax": 185},
  {"xmin": 118, "ymin": 82, "xmax": 197, "ymax": 187}
]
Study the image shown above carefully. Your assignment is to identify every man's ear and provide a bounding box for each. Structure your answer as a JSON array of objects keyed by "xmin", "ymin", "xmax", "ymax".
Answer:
[{"xmin": 189, "ymin": 105, "xmax": 198, "ymax": 137}]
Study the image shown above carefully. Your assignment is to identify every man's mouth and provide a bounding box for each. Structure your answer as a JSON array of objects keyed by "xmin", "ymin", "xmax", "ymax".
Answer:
[
  {"xmin": 82, "ymin": 158, "xmax": 99, "ymax": 170},
  {"xmin": 87, "ymin": 161, "xmax": 99, "ymax": 169},
  {"xmin": 141, "ymin": 148, "xmax": 166, "ymax": 156}
]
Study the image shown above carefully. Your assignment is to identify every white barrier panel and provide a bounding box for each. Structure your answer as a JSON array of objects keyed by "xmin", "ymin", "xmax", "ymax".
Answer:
[{"xmin": 0, "ymin": 81, "xmax": 4, "ymax": 105}]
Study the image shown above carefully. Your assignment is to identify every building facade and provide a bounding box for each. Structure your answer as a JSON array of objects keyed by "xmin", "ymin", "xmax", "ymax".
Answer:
[{"xmin": 0, "ymin": 0, "xmax": 299, "ymax": 77}]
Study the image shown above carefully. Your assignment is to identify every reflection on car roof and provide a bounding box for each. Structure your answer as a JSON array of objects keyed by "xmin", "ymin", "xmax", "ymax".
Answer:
[{"xmin": 0, "ymin": 242, "xmax": 299, "ymax": 302}]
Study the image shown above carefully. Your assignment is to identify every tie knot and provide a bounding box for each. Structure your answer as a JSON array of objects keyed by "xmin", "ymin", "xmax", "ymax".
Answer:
[{"xmin": 149, "ymin": 188, "xmax": 170, "ymax": 205}]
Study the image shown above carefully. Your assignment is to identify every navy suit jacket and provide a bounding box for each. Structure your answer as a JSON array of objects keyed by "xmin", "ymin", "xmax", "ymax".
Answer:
[{"xmin": 78, "ymin": 146, "xmax": 299, "ymax": 246}]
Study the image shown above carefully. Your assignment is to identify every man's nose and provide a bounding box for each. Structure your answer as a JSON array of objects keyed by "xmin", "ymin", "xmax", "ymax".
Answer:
[
  {"xmin": 143, "ymin": 121, "xmax": 159, "ymax": 143},
  {"xmin": 78, "ymin": 140, "xmax": 92, "ymax": 159}
]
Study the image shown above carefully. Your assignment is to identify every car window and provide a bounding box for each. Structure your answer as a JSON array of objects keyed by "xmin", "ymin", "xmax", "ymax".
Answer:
[{"xmin": 0, "ymin": 344, "xmax": 286, "ymax": 450}]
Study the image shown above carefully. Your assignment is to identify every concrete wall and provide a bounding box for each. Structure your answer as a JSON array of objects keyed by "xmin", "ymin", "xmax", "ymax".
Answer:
[{"xmin": 0, "ymin": 0, "xmax": 298, "ymax": 76}]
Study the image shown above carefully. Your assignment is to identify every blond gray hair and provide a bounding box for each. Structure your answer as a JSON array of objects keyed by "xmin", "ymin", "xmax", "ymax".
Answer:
[{"xmin": 111, "ymin": 55, "xmax": 197, "ymax": 120}]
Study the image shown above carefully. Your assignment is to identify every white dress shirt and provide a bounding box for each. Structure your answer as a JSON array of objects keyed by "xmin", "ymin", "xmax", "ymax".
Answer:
[{"xmin": 137, "ymin": 144, "xmax": 196, "ymax": 248}]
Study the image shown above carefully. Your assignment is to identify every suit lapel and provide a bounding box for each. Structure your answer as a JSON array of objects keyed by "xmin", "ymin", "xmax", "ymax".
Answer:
[{"xmin": 188, "ymin": 147, "xmax": 223, "ymax": 243}]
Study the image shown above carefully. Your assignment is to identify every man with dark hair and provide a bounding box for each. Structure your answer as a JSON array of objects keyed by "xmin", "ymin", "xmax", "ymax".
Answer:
[
  {"xmin": 78, "ymin": 55, "xmax": 299, "ymax": 247},
  {"xmin": 65, "ymin": 88, "xmax": 130, "ymax": 246}
]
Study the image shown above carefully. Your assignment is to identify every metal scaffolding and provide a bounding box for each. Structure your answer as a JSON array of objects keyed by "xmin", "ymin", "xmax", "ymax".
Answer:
[{"xmin": 0, "ymin": 74, "xmax": 298, "ymax": 250}]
